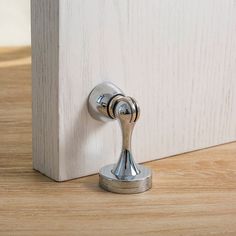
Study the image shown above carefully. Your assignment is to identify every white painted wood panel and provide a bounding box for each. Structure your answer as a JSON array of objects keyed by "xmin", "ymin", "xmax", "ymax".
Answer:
[
  {"xmin": 32, "ymin": 0, "xmax": 236, "ymax": 181},
  {"xmin": 31, "ymin": 0, "xmax": 59, "ymax": 180}
]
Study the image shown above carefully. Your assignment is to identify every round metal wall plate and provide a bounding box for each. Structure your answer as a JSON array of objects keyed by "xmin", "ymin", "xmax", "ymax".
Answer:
[
  {"xmin": 99, "ymin": 164, "xmax": 152, "ymax": 194},
  {"xmin": 87, "ymin": 82, "xmax": 124, "ymax": 122}
]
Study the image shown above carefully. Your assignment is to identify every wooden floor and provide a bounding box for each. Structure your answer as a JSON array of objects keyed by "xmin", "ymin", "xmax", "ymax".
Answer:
[{"xmin": 0, "ymin": 47, "xmax": 236, "ymax": 236}]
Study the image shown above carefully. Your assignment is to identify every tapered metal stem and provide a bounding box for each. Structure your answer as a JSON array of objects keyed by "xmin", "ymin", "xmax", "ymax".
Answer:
[{"xmin": 111, "ymin": 98, "xmax": 140, "ymax": 180}]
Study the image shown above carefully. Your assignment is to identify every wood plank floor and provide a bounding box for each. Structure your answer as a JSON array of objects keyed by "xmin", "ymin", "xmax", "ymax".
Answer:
[{"xmin": 0, "ymin": 47, "xmax": 236, "ymax": 236}]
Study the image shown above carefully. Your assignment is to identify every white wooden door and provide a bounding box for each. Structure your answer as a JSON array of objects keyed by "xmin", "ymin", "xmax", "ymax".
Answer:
[{"xmin": 32, "ymin": 0, "xmax": 236, "ymax": 181}]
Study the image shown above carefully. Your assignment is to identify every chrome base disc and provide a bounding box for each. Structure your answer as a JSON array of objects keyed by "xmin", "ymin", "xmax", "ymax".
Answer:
[{"xmin": 99, "ymin": 164, "xmax": 152, "ymax": 194}]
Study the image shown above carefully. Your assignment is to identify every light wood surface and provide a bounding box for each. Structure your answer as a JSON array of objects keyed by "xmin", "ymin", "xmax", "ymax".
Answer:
[
  {"xmin": 1, "ymin": 47, "xmax": 236, "ymax": 235},
  {"xmin": 32, "ymin": 0, "xmax": 236, "ymax": 181}
]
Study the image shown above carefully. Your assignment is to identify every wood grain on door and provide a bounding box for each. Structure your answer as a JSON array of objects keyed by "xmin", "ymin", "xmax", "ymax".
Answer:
[{"xmin": 31, "ymin": 0, "xmax": 236, "ymax": 181}]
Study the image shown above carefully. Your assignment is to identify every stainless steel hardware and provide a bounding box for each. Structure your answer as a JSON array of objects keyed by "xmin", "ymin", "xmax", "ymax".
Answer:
[{"xmin": 88, "ymin": 82, "xmax": 152, "ymax": 194}]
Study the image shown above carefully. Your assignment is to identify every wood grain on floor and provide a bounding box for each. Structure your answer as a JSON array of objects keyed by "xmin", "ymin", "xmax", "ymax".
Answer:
[{"xmin": 0, "ymin": 47, "xmax": 236, "ymax": 236}]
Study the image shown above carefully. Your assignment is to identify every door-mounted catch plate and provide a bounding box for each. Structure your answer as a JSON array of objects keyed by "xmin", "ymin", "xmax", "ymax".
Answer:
[{"xmin": 88, "ymin": 82, "xmax": 152, "ymax": 194}]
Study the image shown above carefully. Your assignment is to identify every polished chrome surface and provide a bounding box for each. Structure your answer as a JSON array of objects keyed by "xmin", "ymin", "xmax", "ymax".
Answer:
[
  {"xmin": 87, "ymin": 82, "xmax": 124, "ymax": 122},
  {"xmin": 111, "ymin": 96, "xmax": 140, "ymax": 180},
  {"xmin": 99, "ymin": 164, "xmax": 152, "ymax": 194},
  {"xmin": 87, "ymin": 82, "xmax": 152, "ymax": 194}
]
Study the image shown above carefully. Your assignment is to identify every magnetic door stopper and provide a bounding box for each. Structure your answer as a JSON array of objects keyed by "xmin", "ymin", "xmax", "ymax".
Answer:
[{"xmin": 88, "ymin": 82, "xmax": 152, "ymax": 194}]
